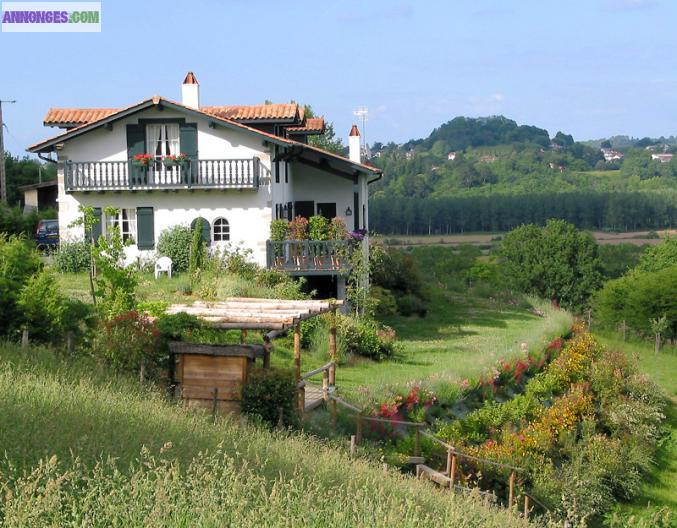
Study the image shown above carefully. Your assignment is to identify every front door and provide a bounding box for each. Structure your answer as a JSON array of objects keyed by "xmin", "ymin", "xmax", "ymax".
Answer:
[
  {"xmin": 294, "ymin": 201, "xmax": 315, "ymax": 219},
  {"xmin": 317, "ymin": 202, "xmax": 336, "ymax": 220}
]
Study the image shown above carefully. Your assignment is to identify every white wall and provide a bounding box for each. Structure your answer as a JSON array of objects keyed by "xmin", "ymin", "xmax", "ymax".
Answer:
[{"xmin": 289, "ymin": 162, "xmax": 354, "ymax": 226}]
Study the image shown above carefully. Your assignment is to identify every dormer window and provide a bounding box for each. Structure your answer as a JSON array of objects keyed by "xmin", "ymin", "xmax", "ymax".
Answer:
[{"xmin": 146, "ymin": 123, "xmax": 180, "ymax": 160}]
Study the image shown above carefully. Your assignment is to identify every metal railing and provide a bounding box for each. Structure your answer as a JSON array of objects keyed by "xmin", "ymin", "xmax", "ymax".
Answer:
[
  {"xmin": 65, "ymin": 157, "xmax": 260, "ymax": 191},
  {"xmin": 266, "ymin": 240, "xmax": 350, "ymax": 273}
]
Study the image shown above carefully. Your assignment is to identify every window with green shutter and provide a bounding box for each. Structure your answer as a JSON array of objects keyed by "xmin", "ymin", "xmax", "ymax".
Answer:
[
  {"xmin": 136, "ymin": 207, "xmax": 155, "ymax": 249},
  {"xmin": 127, "ymin": 124, "xmax": 146, "ymax": 185}
]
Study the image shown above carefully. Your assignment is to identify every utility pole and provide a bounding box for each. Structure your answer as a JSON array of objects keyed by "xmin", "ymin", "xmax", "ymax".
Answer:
[{"xmin": 0, "ymin": 100, "xmax": 17, "ymax": 204}]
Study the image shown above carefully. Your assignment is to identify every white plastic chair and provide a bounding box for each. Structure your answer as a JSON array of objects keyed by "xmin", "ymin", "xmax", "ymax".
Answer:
[{"xmin": 155, "ymin": 256, "xmax": 172, "ymax": 279}]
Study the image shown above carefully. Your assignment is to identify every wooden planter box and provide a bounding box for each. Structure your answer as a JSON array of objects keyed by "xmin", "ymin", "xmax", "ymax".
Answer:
[{"xmin": 169, "ymin": 342, "xmax": 265, "ymax": 414}]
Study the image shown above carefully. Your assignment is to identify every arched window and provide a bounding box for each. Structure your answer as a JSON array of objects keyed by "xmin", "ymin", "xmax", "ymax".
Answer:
[
  {"xmin": 213, "ymin": 217, "xmax": 230, "ymax": 242},
  {"xmin": 190, "ymin": 217, "xmax": 211, "ymax": 244}
]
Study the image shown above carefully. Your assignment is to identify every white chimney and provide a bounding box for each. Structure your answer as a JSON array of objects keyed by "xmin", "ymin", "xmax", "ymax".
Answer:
[
  {"xmin": 181, "ymin": 71, "xmax": 200, "ymax": 108},
  {"xmin": 349, "ymin": 124, "xmax": 361, "ymax": 163}
]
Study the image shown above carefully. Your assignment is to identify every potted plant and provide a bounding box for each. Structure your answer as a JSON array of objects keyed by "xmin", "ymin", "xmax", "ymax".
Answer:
[
  {"xmin": 269, "ymin": 219, "xmax": 289, "ymax": 267},
  {"xmin": 162, "ymin": 155, "xmax": 178, "ymax": 168},
  {"xmin": 308, "ymin": 215, "xmax": 329, "ymax": 268},
  {"xmin": 288, "ymin": 216, "xmax": 309, "ymax": 268},
  {"xmin": 133, "ymin": 154, "xmax": 154, "ymax": 168}
]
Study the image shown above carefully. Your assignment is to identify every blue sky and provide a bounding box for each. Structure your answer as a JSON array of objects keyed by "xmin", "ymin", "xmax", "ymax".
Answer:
[{"xmin": 1, "ymin": 0, "xmax": 676, "ymax": 155}]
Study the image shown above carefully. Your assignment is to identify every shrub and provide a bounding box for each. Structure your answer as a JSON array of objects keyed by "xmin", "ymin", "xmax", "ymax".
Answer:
[
  {"xmin": 396, "ymin": 293, "xmax": 427, "ymax": 317},
  {"xmin": 328, "ymin": 217, "xmax": 348, "ymax": 239},
  {"xmin": 371, "ymin": 286, "xmax": 398, "ymax": 317},
  {"xmin": 241, "ymin": 367, "xmax": 297, "ymax": 427},
  {"xmin": 270, "ymin": 219, "xmax": 289, "ymax": 241},
  {"xmin": 92, "ymin": 311, "xmax": 162, "ymax": 375},
  {"xmin": 288, "ymin": 216, "xmax": 308, "ymax": 240},
  {"xmin": 308, "ymin": 215, "xmax": 329, "ymax": 240},
  {"xmin": 189, "ymin": 218, "xmax": 207, "ymax": 275},
  {"xmin": 17, "ymin": 270, "xmax": 67, "ymax": 343},
  {"xmin": 338, "ymin": 316, "xmax": 399, "ymax": 361},
  {"xmin": 157, "ymin": 225, "xmax": 192, "ymax": 272},
  {"xmin": 54, "ymin": 241, "xmax": 90, "ymax": 273},
  {"xmin": 0, "ymin": 234, "xmax": 42, "ymax": 338}
]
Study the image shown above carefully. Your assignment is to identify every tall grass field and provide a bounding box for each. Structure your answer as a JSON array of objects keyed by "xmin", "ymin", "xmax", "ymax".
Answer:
[{"xmin": 0, "ymin": 343, "xmax": 551, "ymax": 527}]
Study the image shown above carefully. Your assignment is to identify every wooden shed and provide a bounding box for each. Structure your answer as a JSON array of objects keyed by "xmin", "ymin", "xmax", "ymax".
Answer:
[
  {"xmin": 166, "ymin": 298, "xmax": 341, "ymax": 415},
  {"xmin": 169, "ymin": 342, "xmax": 263, "ymax": 414}
]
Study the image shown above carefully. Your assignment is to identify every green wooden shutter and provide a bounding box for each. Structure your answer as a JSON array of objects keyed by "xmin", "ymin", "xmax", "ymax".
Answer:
[
  {"xmin": 127, "ymin": 124, "xmax": 146, "ymax": 185},
  {"xmin": 91, "ymin": 207, "xmax": 102, "ymax": 243},
  {"xmin": 191, "ymin": 217, "xmax": 211, "ymax": 245},
  {"xmin": 180, "ymin": 123, "xmax": 197, "ymax": 184},
  {"xmin": 136, "ymin": 207, "xmax": 155, "ymax": 249}
]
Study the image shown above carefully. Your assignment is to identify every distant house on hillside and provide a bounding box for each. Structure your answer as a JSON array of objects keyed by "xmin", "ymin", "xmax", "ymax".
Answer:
[
  {"xmin": 405, "ymin": 150, "xmax": 415, "ymax": 160},
  {"xmin": 447, "ymin": 151, "xmax": 457, "ymax": 161},
  {"xmin": 651, "ymin": 153, "xmax": 673, "ymax": 163},
  {"xmin": 27, "ymin": 72, "xmax": 382, "ymax": 299},
  {"xmin": 601, "ymin": 148, "xmax": 624, "ymax": 162},
  {"xmin": 548, "ymin": 162, "xmax": 566, "ymax": 173}
]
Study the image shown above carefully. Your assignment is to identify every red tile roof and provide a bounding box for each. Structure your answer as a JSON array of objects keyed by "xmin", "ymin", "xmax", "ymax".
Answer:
[
  {"xmin": 287, "ymin": 117, "xmax": 325, "ymax": 134},
  {"xmin": 201, "ymin": 103, "xmax": 299, "ymax": 121},
  {"xmin": 44, "ymin": 108, "xmax": 118, "ymax": 126}
]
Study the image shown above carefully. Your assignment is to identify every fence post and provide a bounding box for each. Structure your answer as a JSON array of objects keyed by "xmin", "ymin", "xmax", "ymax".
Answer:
[
  {"xmin": 263, "ymin": 336, "xmax": 272, "ymax": 369},
  {"xmin": 212, "ymin": 387, "xmax": 219, "ymax": 421},
  {"xmin": 329, "ymin": 305, "xmax": 337, "ymax": 386},
  {"xmin": 355, "ymin": 414, "xmax": 363, "ymax": 444},
  {"xmin": 350, "ymin": 435, "xmax": 356, "ymax": 457},
  {"xmin": 330, "ymin": 397, "xmax": 337, "ymax": 428},
  {"xmin": 524, "ymin": 494, "xmax": 530, "ymax": 518},
  {"xmin": 449, "ymin": 451, "xmax": 457, "ymax": 489},
  {"xmin": 322, "ymin": 368, "xmax": 329, "ymax": 401},
  {"xmin": 508, "ymin": 470, "xmax": 516, "ymax": 509},
  {"xmin": 293, "ymin": 324, "xmax": 302, "ymax": 413},
  {"xmin": 21, "ymin": 328, "xmax": 29, "ymax": 348}
]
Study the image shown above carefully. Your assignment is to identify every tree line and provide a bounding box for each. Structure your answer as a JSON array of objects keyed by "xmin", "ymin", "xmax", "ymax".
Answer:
[{"xmin": 370, "ymin": 191, "xmax": 677, "ymax": 234}]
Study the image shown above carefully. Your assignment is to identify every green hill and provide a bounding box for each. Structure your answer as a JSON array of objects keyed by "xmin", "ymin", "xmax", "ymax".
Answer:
[{"xmin": 0, "ymin": 342, "xmax": 541, "ymax": 527}]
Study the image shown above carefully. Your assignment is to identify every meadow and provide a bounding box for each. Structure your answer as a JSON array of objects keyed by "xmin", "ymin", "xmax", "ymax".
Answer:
[{"xmin": 0, "ymin": 342, "xmax": 543, "ymax": 528}]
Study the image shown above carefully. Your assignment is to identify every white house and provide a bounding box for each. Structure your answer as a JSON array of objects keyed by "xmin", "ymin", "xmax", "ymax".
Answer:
[{"xmin": 28, "ymin": 72, "xmax": 382, "ymax": 298}]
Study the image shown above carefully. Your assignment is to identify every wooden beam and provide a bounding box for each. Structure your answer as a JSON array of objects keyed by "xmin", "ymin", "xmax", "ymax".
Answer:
[{"xmin": 294, "ymin": 323, "xmax": 302, "ymax": 415}]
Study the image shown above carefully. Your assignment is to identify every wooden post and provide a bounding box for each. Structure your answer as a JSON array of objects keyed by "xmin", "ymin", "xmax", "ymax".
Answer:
[
  {"xmin": 350, "ymin": 435, "xmax": 356, "ymax": 457},
  {"xmin": 298, "ymin": 384, "xmax": 305, "ymax": 415},
  {"xmin": 293, "ymin": 324, "xmax": 301, "ymax": 381},
  {"xmin": 212, "ymin": 387, "xmax": 219, "ymax": 421},
  {"xmin": 449, "ymin": 452, "xmax": 457, "ymax": 488},
  {"xmin": 322, "ymin": 368, "xmax": 329, "ymax": 401},
  {"xmin": 508, "ymin": 470, "xmax": 516, "ymax": 509},
  {"xmin": 21, "ymin": 328, "xmax": 29, "ymax": 348},
  {"xmin": 414, "ymin": 427, "xmax": 421, "ymax": 457},
  {"xmin": 355, "ymin": 414, "xmax": 363, "ymax": 444},
  {"xmin": 293, "ymin": 324, "xmax": 302, "ymax": 411},
  {"xmin": 240, "ymin": 329, "xmax": 248, "ymax": 344},
  {"xmin": 330, "ymin": 397, "xmax": 337, "ymax": 428},
  {"xmin": 263, "ymin": 337, "xmax": 272, "ymax": 369},
  {"xmin": 524, "ymin": 494, "xmax": 530, "ymax": 518},
  {"xmin": 329, "ymin": 307, "xmax": 337, "ymax": 386}
]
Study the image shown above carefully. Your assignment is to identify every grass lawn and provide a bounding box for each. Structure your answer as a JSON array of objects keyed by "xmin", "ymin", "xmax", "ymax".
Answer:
[
  {"xmin": 595, "ymin": 332, "xmax": 677, "ymax": 519},
  {"xmin": 277, "ymin": 290, "xmax": 572, "ymax": 405}
]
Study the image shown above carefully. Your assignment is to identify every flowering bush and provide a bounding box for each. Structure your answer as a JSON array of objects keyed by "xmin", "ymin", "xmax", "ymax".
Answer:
[
  {"xmin": 92, "ymin": 310, "xmax": 161, "ymax": 375},
  {"xmin": 133, "ymin": 154, "xmax": 154, "ymax": 167},
  {"xmin": 328, "ymin": 217, "xmax": 348, "ymax": 240},
  {"xmin": 288, "ymin": 216, "xmax": 308, "ymax": 240}
]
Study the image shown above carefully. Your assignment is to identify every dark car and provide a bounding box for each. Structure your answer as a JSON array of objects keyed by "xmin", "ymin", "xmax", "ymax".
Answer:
[{"xmin": 36, "ymin": 219, "xmax": 59, "ymax": 250}]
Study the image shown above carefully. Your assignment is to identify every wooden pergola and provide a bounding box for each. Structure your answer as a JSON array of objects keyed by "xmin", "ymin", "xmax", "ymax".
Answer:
[{"xmin": 166, "ymin": 298, "xmax": 341, "ymax": 413}]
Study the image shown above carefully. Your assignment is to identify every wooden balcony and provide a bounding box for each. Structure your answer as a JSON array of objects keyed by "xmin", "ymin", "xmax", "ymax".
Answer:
[
  {"xmin": 266, "ymin": 240, "xmax": 350, "ymax": 275},
  {"xmin": 65, "ymin": 157, "xmax": 260, "ymax": 192}
]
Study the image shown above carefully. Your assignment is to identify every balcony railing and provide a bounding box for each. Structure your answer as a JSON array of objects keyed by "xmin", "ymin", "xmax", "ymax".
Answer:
[
  {"xmin": 65, "ymin": 157, "xmax": 260, "ymax": 191},
  {"xmin": 266, "ymin": 240, "xmax": 350, "ymax": 274}
]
